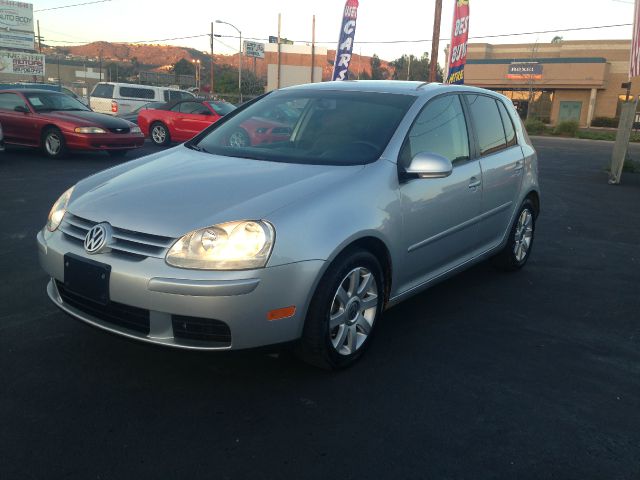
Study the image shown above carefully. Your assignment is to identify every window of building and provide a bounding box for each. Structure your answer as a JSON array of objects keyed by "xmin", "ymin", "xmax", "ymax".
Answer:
[
  {"xmin": 399, "ymin": 94, "xmax": 470, "ymax": 168},
  {"xmin": 466, "ymin": 94, "xmax": 506, "ymax": 156}
]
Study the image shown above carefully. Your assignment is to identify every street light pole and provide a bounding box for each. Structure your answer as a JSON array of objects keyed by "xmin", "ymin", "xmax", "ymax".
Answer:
[{"xmin": 216, "ymin": 20, "xmax": 242, "ymax": 103}]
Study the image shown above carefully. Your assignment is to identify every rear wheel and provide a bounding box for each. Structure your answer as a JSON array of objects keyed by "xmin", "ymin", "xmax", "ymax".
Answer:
[
  {"xmin": 42, "ymin": 127, "xmax": 67, "ymax": 159},
  {"xmin": 150, "ymin": 122, "xmax": 170, "ymax": 147},
  {"xmin": 491, "ymin": 198, "xmax": 536, "ymax": 271},
  {"xmin": 296, "ymin": 249, "xmax": 384, "ymax": 370}
]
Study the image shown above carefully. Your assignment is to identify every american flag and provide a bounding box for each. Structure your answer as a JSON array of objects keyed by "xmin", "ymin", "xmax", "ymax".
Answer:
[{"xmin": 631, "ymin": 0, "xmax": 640, "ymax": 78}]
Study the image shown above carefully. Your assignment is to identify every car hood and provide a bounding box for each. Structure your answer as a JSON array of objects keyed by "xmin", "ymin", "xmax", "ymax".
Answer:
[
  {"xmin": 68, "ymin": 146, "xmax": 363, "ymax": 238},
  {"xmin": 46, "ymin": 110, "xmax": 132, "ymax": 128}
]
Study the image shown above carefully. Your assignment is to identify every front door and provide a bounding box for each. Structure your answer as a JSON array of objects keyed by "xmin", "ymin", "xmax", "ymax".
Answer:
[
  {"xmin": 174, "ymin": 101, "xmax": 216, "ymax": 141},
  {"xmin": 558, "ymin": 101, "xmax": 582, "ymax": 123},
  {"xmin": 0, "ymin": 92, "xmax": 36, "ymax": 145},
  {"xmin": 398, "ymin": 94, "xmax": 483, "ymax": 292}
]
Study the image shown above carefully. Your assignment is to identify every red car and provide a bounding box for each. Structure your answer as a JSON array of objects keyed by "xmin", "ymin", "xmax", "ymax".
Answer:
[
  {"xmin": 0, "ymin": 89, "xmax": 144, "ymax": 158},
  {"xmin": 138, "ymin": 99, "xmax": 236, "ymax": 146}
]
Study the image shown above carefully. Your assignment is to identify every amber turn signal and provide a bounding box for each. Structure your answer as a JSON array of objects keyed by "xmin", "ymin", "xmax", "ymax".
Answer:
[{"xmin": 267, "ymin": 306, "xmax": 296, "ymax": 321}]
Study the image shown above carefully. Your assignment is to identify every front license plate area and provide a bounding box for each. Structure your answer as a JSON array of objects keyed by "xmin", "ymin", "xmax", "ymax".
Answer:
[{"xmin": 63, "ymin": 253, "xmax": 111, "ymax": 306}]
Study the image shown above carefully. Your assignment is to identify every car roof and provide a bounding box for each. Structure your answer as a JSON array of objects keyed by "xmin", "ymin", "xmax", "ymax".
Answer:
[
  {"xmin": 278, "ymin": 80, "xmax": 499, "ymax": 98},
  {"xmin": 0, "ymin": 89, "xmax": 64, "ymax": 95}
]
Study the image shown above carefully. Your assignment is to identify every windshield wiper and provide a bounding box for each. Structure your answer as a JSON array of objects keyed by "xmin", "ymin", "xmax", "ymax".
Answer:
[{"xmin": 185, "ymin": 143, "xmax": 209, "ymax": 153}]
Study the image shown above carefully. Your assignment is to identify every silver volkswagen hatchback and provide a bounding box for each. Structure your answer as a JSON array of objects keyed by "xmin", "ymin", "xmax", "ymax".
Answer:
[{"xmin": 38, "ymin": 81, "xmax": 539, "ymax": 369}]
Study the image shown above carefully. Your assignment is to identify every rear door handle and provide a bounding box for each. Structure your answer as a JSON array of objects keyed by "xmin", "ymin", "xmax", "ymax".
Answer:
[
  {"xmin": 468, "ymin": 178, "xmax": 481, "ymax": 189},
  {"xmin": 514, "ymin": 160, "xmax": 525, "ymax": 172}
]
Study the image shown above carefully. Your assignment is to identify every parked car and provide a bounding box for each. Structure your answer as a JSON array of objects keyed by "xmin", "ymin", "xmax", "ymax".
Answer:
[
  {"xmin": 37, "ymin": 81, "xmax": 539, "ymax": 369},
  {"xmin": 118, "ymin": 101, "xmax": 167, "ymax": 125},
  {"xmin": 0, "ymin": 89, "xmax": 144, "ymax": 158},
  {"xmin": 89, "ymin": 82, "xmax": 195, "ymax": 116},
  {"xmin": 0, "ymin": 83, "xmax": 88, "ymax": 105},
  {"xmin": 138, "ymin": 99, "xmax": 236, "ymax": 146}
]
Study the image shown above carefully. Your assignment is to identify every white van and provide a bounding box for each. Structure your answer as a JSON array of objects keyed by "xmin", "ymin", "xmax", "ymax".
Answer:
[{"xmin": 89, "ymin": 82, "xmax": 195, "ymax": 116}]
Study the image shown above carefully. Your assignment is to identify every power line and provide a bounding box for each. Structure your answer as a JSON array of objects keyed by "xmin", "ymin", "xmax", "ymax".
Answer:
[
  {"xmin": 34, "ymin": 0, "xmax": 112, "ymax": 12},
  {"xmin": 42, "ymin": 22, "xmax": 634, "ymax": 48}
]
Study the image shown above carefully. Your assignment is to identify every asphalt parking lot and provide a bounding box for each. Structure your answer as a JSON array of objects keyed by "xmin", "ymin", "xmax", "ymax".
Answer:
[{"xmin": 1, "ymin": 137, "xmax": 639, "ymax": 479}]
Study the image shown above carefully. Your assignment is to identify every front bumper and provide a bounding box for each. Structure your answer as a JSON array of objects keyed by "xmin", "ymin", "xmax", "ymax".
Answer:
[
  {"xmin": 37, "ymin": 229, "xmax": 324, "ymax": 350},
  {"xmin": 64, "ymin": 132, "xmax": 145, "ymax": 151}
]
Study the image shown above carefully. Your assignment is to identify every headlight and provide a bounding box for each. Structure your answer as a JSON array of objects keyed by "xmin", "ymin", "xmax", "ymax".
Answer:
[
  {"xmin": 74, "ymin": 127, "xmax": 106, "ymax": 134},
  {"xmin": 46, "ymin": 186, "xmax": 74, "ymax": 232},
  {"xmin": 166, "ymin": 220, "xmax": 275, "ymax": 270},
  {"xmin": 130, "ymin": 126, "xmax": 142, "ymax": 134}
]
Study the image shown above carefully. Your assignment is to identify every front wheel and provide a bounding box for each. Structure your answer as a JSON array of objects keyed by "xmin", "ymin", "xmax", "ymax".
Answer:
[
  {"xmin": 296, "ymin": 250, "xmax": 384, "ymax": 369},
  {"xmin": 491, "ymin": 198, "xmax": 536, "ymax": 271},
  {"xmin": 150, "ymin": 122, "xmax": 170, "ymax": 147},
  {"xmin": 42, "ymin": 127, "xmax": 67, "ymax": 159}
]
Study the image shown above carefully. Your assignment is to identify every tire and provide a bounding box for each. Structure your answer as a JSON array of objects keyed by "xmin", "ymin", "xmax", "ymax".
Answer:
[
  {"xmin": 107, "ymin": 150, "xmax": 129, "ymax": 158},
  {"xmin": 296, "ymin": 249, "xmax": 384, "ymax": 370},
  {"xmin": 228, "ymin": 128, "xmax": 250, "ymax": 147},
  {"xmin": 150, "ymin": 122, "xmax": 170, "ymax": 147},
  {"xmin": 491, "ymin": 198, "xmax": 536, "ymax": 271},
  {"xmin": 41, "ymin": 127, "xmax": 67, "ymax": 159}
]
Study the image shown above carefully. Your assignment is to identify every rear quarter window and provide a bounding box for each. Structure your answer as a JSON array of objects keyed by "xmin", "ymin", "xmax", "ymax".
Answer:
[
  {"xmin": 118, "ymin": 87, "xmax": 155, "ymax": 100},
  {"xmin": 91, "ymin": 84, "xmax": 114, "ymax": 98}
]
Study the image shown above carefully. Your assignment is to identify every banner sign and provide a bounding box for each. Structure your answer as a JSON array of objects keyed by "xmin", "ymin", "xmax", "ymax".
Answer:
[
  {"xmin": 506, "ymin": 63, "xmax": 543, "ymax": 80},
  {"xmin": 445, "ymin": 0, "xmax": 470, "ymax": 84},
  {"xmin": 0, "ymin": 1, "xmax": 33, "ymax": 34},
  {"xmin": 630, "ymin": 0, "xmax": 640, "ymax": 78},
  {"xmin": 0, "ymin": 30, "xmax": 33, "ymax": 50},
  {"xmin": 0, "ymin": 50, "xmax": 44, "ymax": 75},
  {"xmin": 332, "ymin": 0, "xmax": 359, "ymax": 81},
  {"xmin": 244, "ymin": 40, "xmax": 265, "ymax": 59},
  {"xmin": 268, "ymin": 36, "xmax": 293, "ymax": 45}
]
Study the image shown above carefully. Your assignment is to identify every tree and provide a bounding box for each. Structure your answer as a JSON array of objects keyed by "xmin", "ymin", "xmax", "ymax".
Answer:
[
  {"xmin": 389, "ymin": 52, "xmax": 443, "ymax": 82},
  {"xmin": 551, "ymin": 36, "xmax": 563, "ymax": 44},
  {"xmin": 370, "ymin": 54, "xmax": 389, "ymax": 80},
  {"xmin": 172, "ymin": 58, "xmax": 195, "ymax": 76}
]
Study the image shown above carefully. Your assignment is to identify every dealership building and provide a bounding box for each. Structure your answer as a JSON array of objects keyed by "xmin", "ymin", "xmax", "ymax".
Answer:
[{"xmin": 464, "ymin": 40, "xmax": 637, "ymax": 126}]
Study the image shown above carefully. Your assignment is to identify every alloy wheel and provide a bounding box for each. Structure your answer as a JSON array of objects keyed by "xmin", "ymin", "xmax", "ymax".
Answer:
[
  {"xmin": 513, "ymin": 208, "xmax": 534, "ymax": 262},
  {"xmin": 329, "ymin": 267, "xmax": 379, "ymax": 356},
  {"xmin": 152, "ymin": 125, "xmax": 166, "ymax": 144},
  {"xmin": 45, "ymin": 133, "xmax": 62, "ymax": 156}
]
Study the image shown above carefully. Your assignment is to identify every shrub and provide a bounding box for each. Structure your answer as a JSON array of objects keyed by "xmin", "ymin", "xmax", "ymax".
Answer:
[
  {"xmin": 591, "ymin": 116, "xmax": 619, "ymax": 128},
  {"xmin": 524, "ymin": 118, "xmax": 547, "ymax": 135},
  {"xmin": 553, "ymin": 120, "xmax": 579, "ymax": 137}
]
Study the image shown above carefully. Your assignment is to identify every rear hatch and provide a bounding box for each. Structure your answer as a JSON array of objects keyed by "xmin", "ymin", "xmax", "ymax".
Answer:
[{"xmin": 89, "ymin": 83, "xmax": 116, "ymax": 115}]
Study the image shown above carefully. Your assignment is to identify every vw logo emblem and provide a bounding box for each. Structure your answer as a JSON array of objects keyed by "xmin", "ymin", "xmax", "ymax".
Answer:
[{"xmin": 84, "ymin": 223, "xmax": 110, "ymax": 254}]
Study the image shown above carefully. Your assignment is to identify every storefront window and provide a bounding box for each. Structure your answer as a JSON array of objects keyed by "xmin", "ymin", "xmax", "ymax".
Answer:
[{"xmin": 494, "ymin": 89, "xmax": 554, "ymax": 123}]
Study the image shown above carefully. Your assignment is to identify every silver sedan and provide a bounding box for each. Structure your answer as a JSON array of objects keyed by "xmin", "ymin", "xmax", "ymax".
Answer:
[{"xmin": 38, "ymin": 81, "xmax": 539, "ymax": 369}]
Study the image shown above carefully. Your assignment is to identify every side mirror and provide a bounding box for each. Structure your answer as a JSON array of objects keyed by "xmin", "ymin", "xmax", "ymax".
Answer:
[
  {"xmin": 14, "ymin": 105, "xmax": 29, "ymax": 113},
  {"xmin": 405, "ymin": 152, "xmax": 453, "ymax": 179}
]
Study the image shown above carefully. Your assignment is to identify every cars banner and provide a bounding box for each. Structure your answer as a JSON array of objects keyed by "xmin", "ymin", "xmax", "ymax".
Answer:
[
  {"xmin": 445, "ymin": 0, "xmax": 470, "ymax": 85},
  {"xmin": 332, "ymin": 0, "xmax": 359, "ymax": 81}
]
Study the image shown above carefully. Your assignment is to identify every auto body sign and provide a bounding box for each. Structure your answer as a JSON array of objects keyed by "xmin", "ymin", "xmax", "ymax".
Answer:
[
  {"xmin": 0, "ymin": 1, "xmax": 33, "ymax": 34},
  {"xmin": 445, "ymin": 0, "xmax": 469, "ymax": 84},
  {"xmin": 332, "ymin": 0, "xmax": 359, "ymax": 81}
]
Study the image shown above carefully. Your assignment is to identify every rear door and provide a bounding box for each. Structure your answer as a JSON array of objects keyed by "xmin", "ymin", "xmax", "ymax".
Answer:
[
  {"xmin": 398, "ymin": 94, "xmax": 483, "ymax": 290},
  {"xmin": 114, "ymin": 86, "xmax": 157, "ymax": 115},
  {"xmin": 464, "ymin": 94, "xmax": 524, "ymax": 250}
]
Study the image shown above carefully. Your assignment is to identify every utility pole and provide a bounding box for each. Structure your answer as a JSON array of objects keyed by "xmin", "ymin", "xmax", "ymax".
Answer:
[
  {"xmin": 277, "ymin": 13, "xmax": 282, "ymax": 89},
  {"xmin": 37, "ymin": 20, "xmax": 42, "ymax": 53},
  {"xmin": 310, "ymin": 15, "xmax": 316, "ymax": 83},
  {"xmin": 429, "ymin": 0, "xmax": 442, "ymax": 82},
  {"xmin": 210, "ymin": 22, "xmax": 215, "ymax": 95}
]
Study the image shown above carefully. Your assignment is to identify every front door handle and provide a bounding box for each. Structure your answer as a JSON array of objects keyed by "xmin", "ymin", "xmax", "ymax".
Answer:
[{"xmin": 468, "ymin": 178, "xmax": 481, "ymax": 189}]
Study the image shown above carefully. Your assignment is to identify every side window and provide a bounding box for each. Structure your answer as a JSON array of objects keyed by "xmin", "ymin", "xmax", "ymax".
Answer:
[
  {"xmin": 466, "ymin": 95, "xmax": 507, "ymax": 156},
  {"xmin": 91, "ymin": 84, "xmax": 114, "ymax": 98},
  {"xmin": 179, "ymin": 102, "xmax": 208, "ymax": 114},
  {"xmin": 119, "ymin": 87, "xmax": 155, "ymax": 100},
  {"xmin": 497, "ymin": 100, "xmax": 517, "ymax": 148},
  {"xmin": 170, "ymin": 102, "xmax": 182, "ymax": 112},
  {"xmin": 0, "ymin": 93, "xmax": 26, "ymax": 111},
  {"xmin": 399, "ymin": 94, "xmax": 470, "ymax": 168},
  {"xmin": 163, "ymin": 91, "xmax": 170, "ymax": 102}
]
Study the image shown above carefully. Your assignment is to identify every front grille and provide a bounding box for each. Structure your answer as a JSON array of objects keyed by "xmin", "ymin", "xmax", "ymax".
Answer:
[
  {"xmin": 172, "ymin": 315, "xmax": 231, "ymax": 345},
  {"xmin": 108, "ymin": 127, "xmax": 131, "ymax": 134},
  {"xmin": 56, "ymin": 280, "xmax": 150, "ymax": 334},
  {"xmin": 60, "ymin": 213, "xmax": 175, "ymax": 260}
]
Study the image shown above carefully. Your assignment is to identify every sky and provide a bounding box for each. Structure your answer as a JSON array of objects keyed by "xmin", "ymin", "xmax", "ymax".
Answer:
[{"xmin": 34, "ymin": 0, "xmax": 636, "ymax": 63}]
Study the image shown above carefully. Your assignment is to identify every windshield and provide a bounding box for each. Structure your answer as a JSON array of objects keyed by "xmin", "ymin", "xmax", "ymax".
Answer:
[
  {"xmin": 208, "ymin": 101, "xmax": 236, "ymax": 116},
  {"xmin": 195, "ymin": 90, "xmax": 416, "ymax": 166},
  {"xmin": 25, "ymin": 92, "xmax": 90, "ymax": 112}
]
